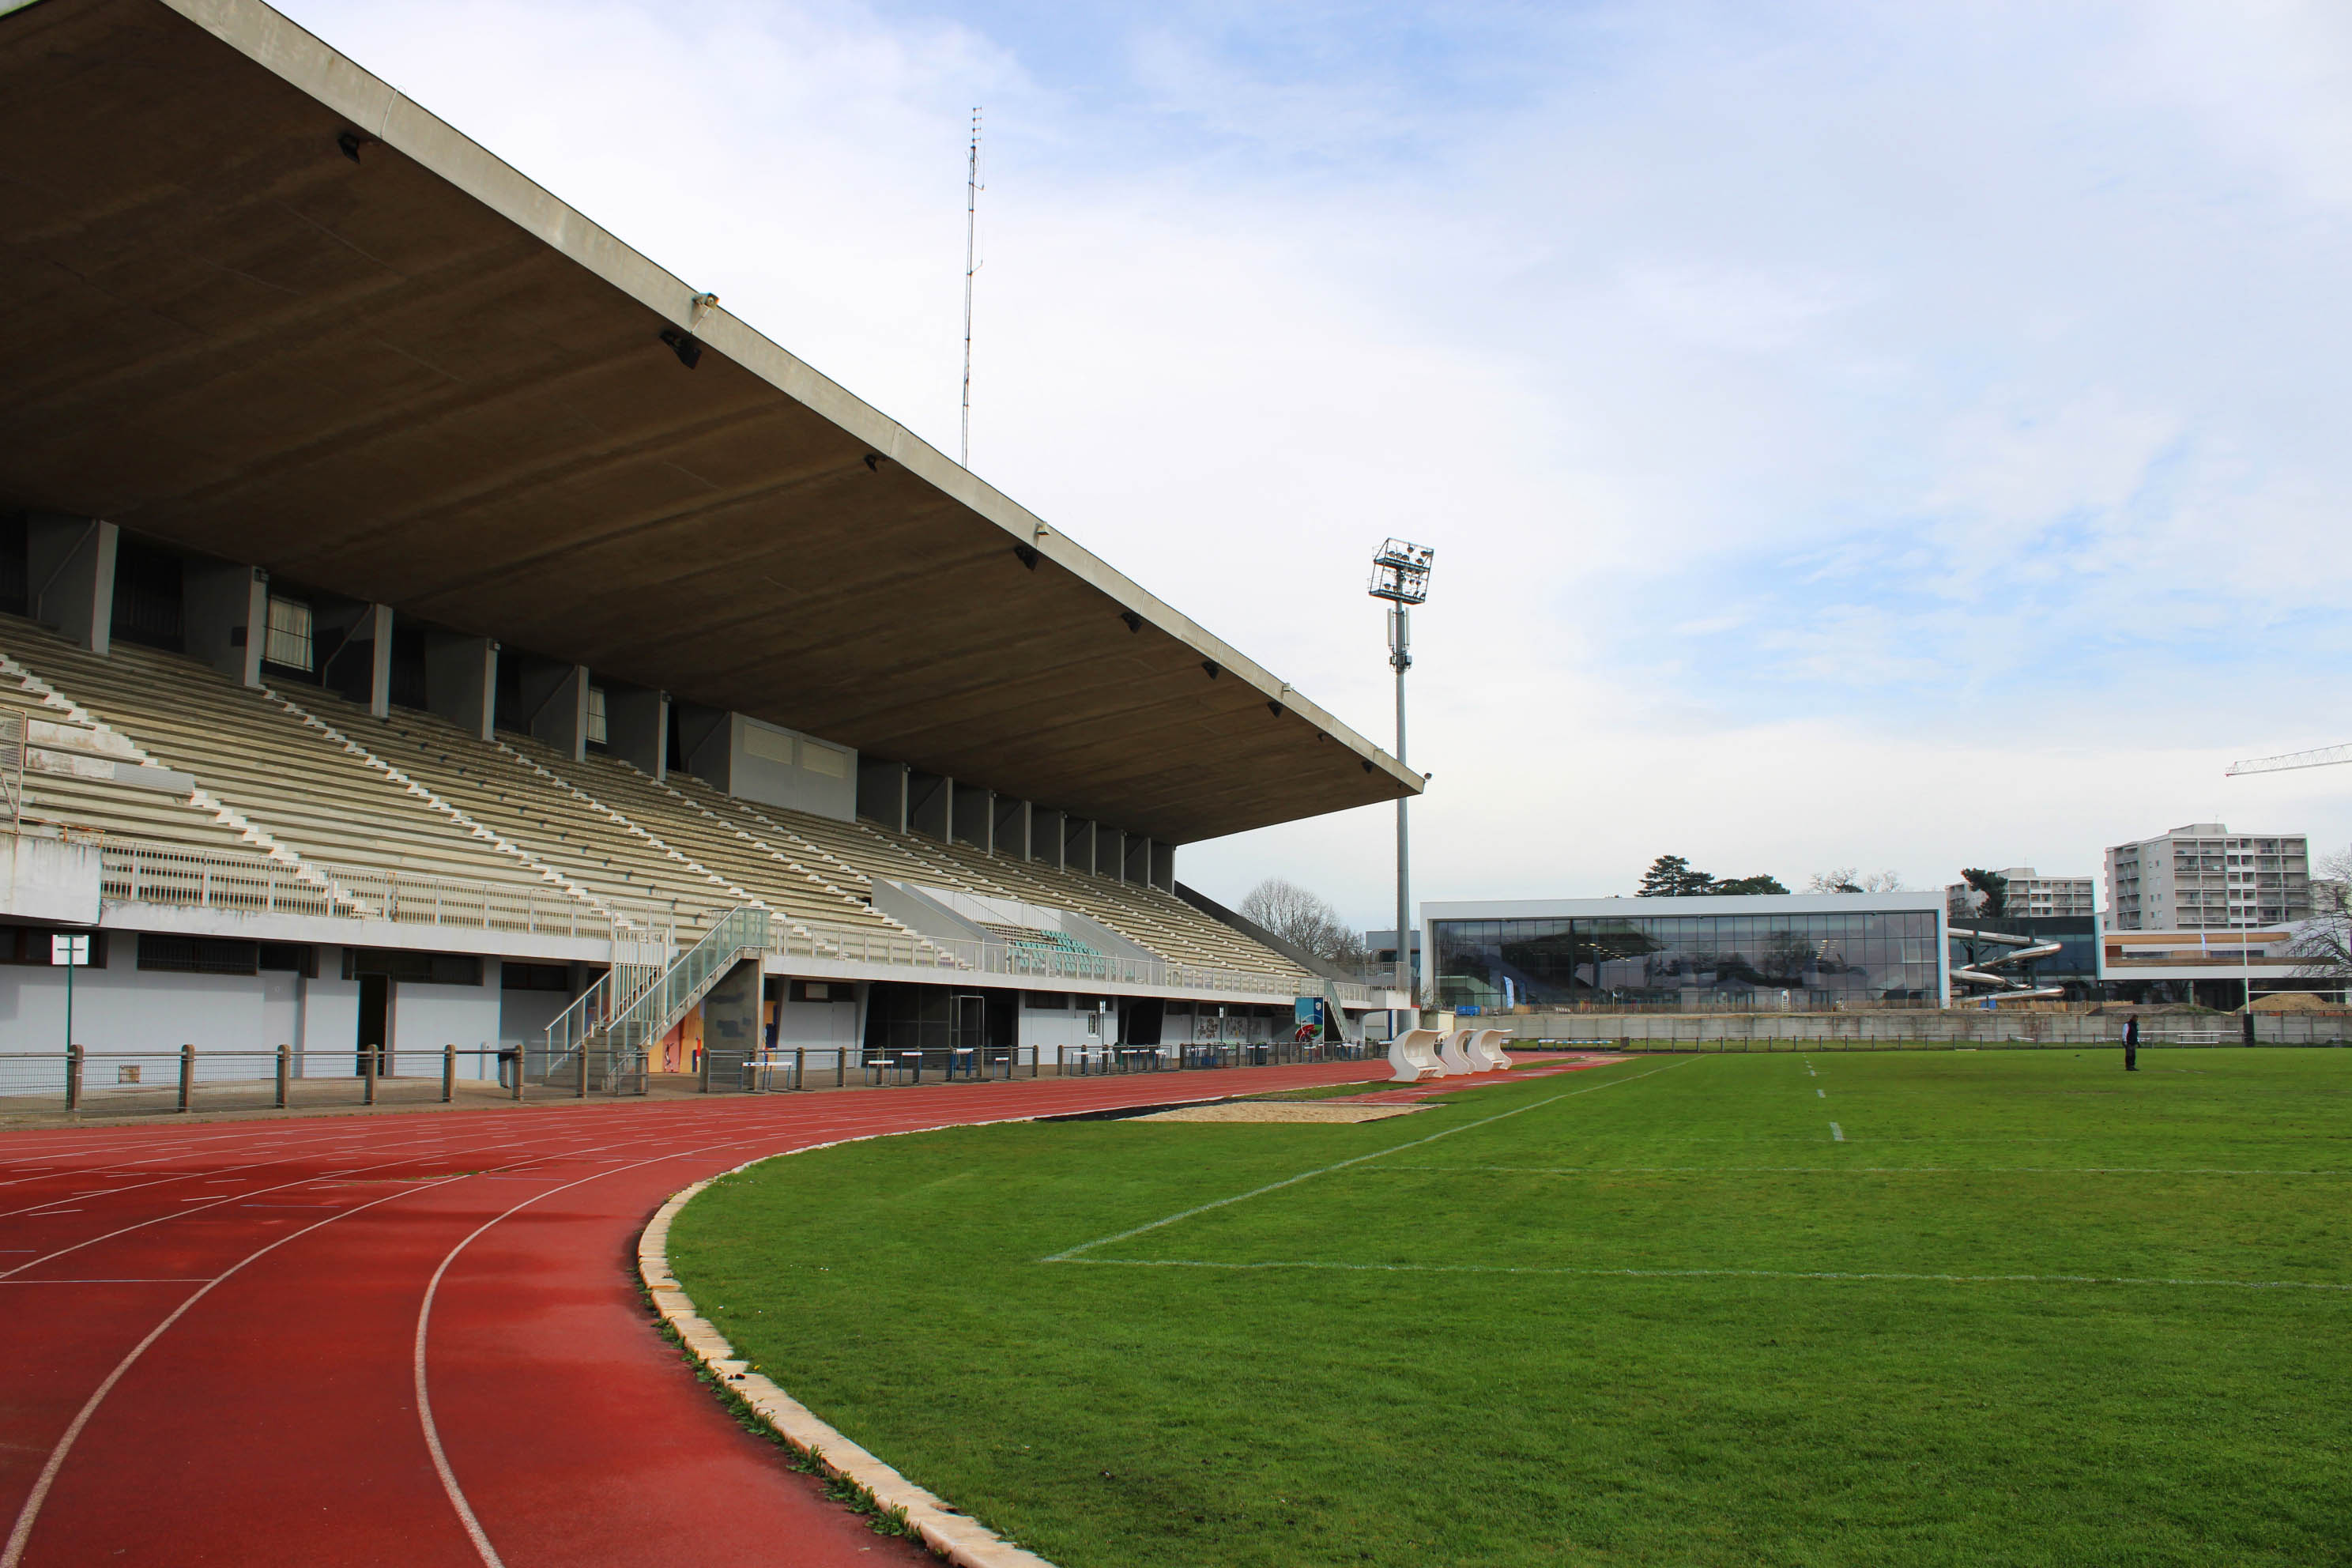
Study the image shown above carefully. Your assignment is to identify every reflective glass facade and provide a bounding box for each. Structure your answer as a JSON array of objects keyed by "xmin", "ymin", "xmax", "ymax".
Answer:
[{"xmin": 1434, "ymin": 910, "xmax": 1941, "ymax": 1009}]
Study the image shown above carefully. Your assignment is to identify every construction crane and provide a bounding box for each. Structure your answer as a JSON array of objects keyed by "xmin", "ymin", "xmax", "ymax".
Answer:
[{"xmin": 2227, "ymin": 743, "xmax": 2352, "ymax": 776}]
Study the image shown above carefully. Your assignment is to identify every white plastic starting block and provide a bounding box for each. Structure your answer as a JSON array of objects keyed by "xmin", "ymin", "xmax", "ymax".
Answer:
[
  {"xmin": 1386, "ymin": 1027, "xmax": 1446, "ymax": 1083},
  {"xmin": 1438, "ymin": 1030, "xmax": 1479, "ymax": 1076},
  {"xmin": 1467, "ymin": 1028, "xmax": 1515, "ymax": 1072}
]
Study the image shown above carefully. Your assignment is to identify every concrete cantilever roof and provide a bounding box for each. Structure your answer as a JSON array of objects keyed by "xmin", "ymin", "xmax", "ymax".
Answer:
[{"xmin": 0, "ymin": 0, "xmax": 1421, "ymax": 845}]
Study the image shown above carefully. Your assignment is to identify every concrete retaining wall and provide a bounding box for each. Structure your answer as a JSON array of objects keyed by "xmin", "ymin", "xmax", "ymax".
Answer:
[{"xmin": 1493, "ymin": 1010, "xmax": 2352, "ymax": 1046}]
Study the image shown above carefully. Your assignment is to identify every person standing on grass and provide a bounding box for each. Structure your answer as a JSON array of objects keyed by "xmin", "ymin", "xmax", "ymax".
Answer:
[{"xmin": 2124, "ymin": 1013, "xmax": 2139, "ymax": 1072}]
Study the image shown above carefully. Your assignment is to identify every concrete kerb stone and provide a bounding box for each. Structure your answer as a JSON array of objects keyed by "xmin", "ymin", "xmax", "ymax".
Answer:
[{"xmin": 639, "ymin": 1133, "xmax": 1065, "ymax": 1568}]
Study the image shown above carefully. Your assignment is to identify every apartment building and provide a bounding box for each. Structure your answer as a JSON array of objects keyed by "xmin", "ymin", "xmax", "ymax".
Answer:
[
  {"xmin": 2105, "ymin": 824, "xmax": 2311, "ymax": 931},
  {"xmin": 1947, "ymin": 868, "xmax": 2096, "ymax": 922}
]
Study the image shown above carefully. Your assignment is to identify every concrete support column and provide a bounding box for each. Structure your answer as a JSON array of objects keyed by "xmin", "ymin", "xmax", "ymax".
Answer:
[
  {"xmin": 424, "ymin": 633, "xmax": 496, "ymax": 741},
  {"xmin": 522, "ymin": 661, "xmax": 590, "ymax": 762},
  {"xmin": 28, "ymin": 515, "xmax": 117, "ymax": 654},
  {"xmin": 702, "ymin": 956, "xmax": 763, "ymax": 1085},
  {"xmin": 186, "ymin": 563, "xmax": 267, "ymax": 686},
  {"xmin": 366, "ymin": 604, "xmax": 394, "ymax": 719},
  {"xmin": 606, "ymin": 685, "xmax": 667, "ymax": 778}
]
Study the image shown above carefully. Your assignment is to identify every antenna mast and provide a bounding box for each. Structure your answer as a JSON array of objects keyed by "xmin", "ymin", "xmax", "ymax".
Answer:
[{"xmin": 961, "ymin": 107, "xmax": 982, "ymax": 469}]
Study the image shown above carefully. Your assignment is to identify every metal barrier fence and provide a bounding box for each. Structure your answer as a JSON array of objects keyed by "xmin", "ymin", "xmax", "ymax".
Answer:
[
  {"xmin": 0, "ymin": 1035, "xmax": 1381, "ymax": 1118},
  {"xmin": 0, "ymin": 1044, "xmax": 518, "ymax": 1118}
]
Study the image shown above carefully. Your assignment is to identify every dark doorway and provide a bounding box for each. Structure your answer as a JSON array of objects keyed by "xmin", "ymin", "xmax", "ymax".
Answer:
[
  {"xmin": 1122, "ymin": 997, "xmax": 1164, "ymax": 1047},
  {"xmin": 357, "ymin": 973, "xmax": 389, "ymax": 1076}
]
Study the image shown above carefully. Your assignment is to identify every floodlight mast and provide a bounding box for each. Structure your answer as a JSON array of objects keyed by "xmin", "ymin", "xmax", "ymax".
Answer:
[{"xmin": 1370, "ymin": 539, "xmax": 1433, "ymax": 1017}]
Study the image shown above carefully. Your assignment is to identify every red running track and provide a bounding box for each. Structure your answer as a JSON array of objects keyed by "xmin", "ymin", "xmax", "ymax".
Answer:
[{"xmin": 0, "ymin": 1061, "xmax": 1386, "ymax": 1566}]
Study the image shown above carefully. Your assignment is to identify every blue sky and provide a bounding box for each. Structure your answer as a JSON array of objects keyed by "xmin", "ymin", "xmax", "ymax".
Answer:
[{"xmin": 281, "ymin": 0, "xmax": 2352, "ymax": 923}]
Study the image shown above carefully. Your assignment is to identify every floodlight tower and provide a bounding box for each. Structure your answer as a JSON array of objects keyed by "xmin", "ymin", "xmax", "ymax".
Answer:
[{"xmin": 1370, "ymin": 539, "xmax": 1434, "ymax": 1012}]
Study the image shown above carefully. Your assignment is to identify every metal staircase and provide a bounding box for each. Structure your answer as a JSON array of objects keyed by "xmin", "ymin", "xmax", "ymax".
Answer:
[{"xmin": 541, "ymin": 906, "xmax": 769, "ymax": 1094}]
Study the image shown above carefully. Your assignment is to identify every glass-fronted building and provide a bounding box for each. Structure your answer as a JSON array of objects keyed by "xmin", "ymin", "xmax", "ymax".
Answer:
[{"xmin": 1426, "ymin": 893, "xmax": 1949, "ymax": 1011}]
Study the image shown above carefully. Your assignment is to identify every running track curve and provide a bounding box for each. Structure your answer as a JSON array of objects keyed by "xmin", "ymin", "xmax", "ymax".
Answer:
[{"xmin": 0, "ymin": 1061, "xmax": 1385, "ymax": 1566}]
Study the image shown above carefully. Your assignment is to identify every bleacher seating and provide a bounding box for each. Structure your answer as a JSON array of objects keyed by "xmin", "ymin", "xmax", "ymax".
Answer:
[{"xmin": 0, "ymin": 615, "xmax": 1309, "ymax": 986}]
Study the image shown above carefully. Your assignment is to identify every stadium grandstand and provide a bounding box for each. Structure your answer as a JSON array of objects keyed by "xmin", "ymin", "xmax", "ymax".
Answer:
[{"xmin": 0, "ymin": 0, "xmax": 1418, "ymax": 1098}]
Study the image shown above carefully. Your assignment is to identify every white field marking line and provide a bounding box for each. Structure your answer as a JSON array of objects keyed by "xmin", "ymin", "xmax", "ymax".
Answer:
[
  {"xmin": 0, "ymin": 1171, "xmax": 476, "ymax": 1568},
  {"xmin": 1042, "ymin": 1057, "xmax": 1697, "ymax": 1263},
  {"xmin": 1373, "ymin": 1163, "xmax": 2352, "ymax": 1177},
  {"xmin": 1059, "ymin": 1257, "xmax": 2352, "ymax": 1292},
  {"xmin": 1830, "ymin": 1122, "xmax": 1844, "ymax": 1141}
]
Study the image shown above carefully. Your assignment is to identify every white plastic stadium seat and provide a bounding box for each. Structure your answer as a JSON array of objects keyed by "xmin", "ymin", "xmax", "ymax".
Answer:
[
  {"xmin": 1386, "ymin": 1028, "xmax": 1446, "ymax": 1083},
  {"xmin": 1468, "ymin": 1028, "xmax": 1515, "ymax": 1072},
  {"xmin": 1438, "ymin": 1030, "xmax": 1478, "ymax": 1076}
]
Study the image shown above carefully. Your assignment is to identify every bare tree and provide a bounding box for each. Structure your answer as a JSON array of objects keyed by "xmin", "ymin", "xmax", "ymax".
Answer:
[
  {"xmin": 1239, "ymin": 877, "xmax": 1368, "ymax": 967},
  {"xmin": 2293, "ymin": 846, "xmax": 2352, "ymax": 991},
  {"xmin": 1808, "ymin": 867, "xmax": 1905, "ymax": 895}
]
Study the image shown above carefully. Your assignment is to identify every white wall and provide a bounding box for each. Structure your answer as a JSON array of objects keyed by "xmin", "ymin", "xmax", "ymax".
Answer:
[
  {"xmin": 390, "ymin": 979, "xmax": 502, "ymax": 1080},
  {"xmin": 0, "ymin": 959, "xmax": 304, "ymax": 1084},
  {"xmin": 1020, "ymin": 1006, "xmax": 1116, "ymax": 1054},
  {"xmin": 728, "ymin": 714, "xmax": 858, "ymax": 823},
  {"xmin": 774, "ymin": 997, "xmax": 856, "ymax": 1048},
  {"xmin": 499, "ymin": 987, "xmax": 569, "ymax": 1049}
]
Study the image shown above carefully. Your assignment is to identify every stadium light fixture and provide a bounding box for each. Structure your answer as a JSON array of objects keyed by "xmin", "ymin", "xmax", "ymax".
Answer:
[{"xmin": 1369, "ymin": 537, "xmax": 1434, "ymax": 1020}]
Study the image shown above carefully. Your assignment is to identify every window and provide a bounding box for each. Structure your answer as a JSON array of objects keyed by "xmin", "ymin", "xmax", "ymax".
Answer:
[
  {"xmin": 1025, "ymin": 991, "xmax": 1070, "ymax": 1009},
  {"xmin": 258, "ymin": 943, "xmax": 315, "ymax": 977},
  {"xmin": 139, "ymin": 935, "xmax": 258, "ymax": 974},
  {"xmin": 343, "ymin": 948, "xmax": 483, "ymax": 986},
  {"xmin": 801, "ymin": 742, "xmax": 849, "ymax": 778},
  {"xmin": 586, "ymin": 687, "xmax": 609, "ymax": 747},
  {"xmin": 501, "ymin": 963, "xmax": 571, "ymax": 992},
  {"xmin": 744, "ymin": 723, "xmax": 793, "ymax": 765},
  {"xmin": 0, "ymin": 927, "xmax": 108, "ymax": 967},
  {"xmin": 263, "ymin": 595, "xmax": 314, "ymax": 670}
]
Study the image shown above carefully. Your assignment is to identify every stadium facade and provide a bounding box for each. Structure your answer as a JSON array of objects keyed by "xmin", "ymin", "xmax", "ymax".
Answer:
[{"xmin": 0, "ymin": 0, "xmax": 1415, "ymax": 1090}]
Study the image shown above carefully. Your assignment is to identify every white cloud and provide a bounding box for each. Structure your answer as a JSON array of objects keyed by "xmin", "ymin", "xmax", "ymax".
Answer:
[{"xmin": 277, "ymin": 0, "xmax": 2352, "ymax": 927}]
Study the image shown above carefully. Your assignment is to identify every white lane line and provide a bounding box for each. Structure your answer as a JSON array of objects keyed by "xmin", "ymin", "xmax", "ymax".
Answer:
[
  {"xmin": 1831, "ymin": 1122, "xmax": 1845, "ymax": 1141},
  {"xmin": 1058, "ymin": 1257, "xmax": 2352, "ymax": 1292},
  {"xmin": 0, "ymin": 1174, "xmax": 473, "ymax": 1568},
  {"xmin": 1042, "ymin": 1057, "xmax": 1697, "ymax": 1263}
]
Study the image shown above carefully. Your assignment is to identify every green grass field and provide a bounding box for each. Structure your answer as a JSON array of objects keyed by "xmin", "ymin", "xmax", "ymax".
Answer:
[{"xmin": 669, "ymin": 1050, "xmax": 2352, "ymax": 1566}]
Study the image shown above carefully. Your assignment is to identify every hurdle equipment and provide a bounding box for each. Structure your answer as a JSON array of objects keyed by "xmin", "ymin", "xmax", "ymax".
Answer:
[
  {"xmin": 1387, "ymin": 1028, "xmax": 1447, "ymax": 1082},
  {"xmin": 1437, "ymin": 1030, "xmax": 1478, "ymax": 1076}
]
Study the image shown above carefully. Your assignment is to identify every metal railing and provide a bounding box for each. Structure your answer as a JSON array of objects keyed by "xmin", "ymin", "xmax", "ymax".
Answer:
[
  {"xmin": 540, "ymin": 907, "xmax": 769, "ymax": 1095},
  {"xmin": 0, "ymin": 1031, "xmax": 1382, "ymax": 1119},
  {"xmin": 775, "ymin": 915, "xmax": 1318, "ymax": 999},
  {"xmin": 0, "ymin": 1042, "xmax": 519, "ymax": 1118},
  {"xmin": 0, "ymin": 713, "xmax": 21, "ymax": 832},
  {"xmin": 98, "ymin": 836, "xmax": 678, "ymax": 945},
  {"xmin": 68, "ymin": 824, "xmax": 1327, "ymax": 1003}
]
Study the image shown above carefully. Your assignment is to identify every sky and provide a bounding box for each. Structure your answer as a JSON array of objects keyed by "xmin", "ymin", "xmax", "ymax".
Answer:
[{"xmin": 278, "ymin": 0, "xmax": 2352, "ymax": 928}]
